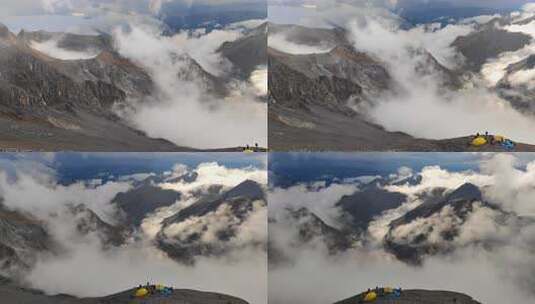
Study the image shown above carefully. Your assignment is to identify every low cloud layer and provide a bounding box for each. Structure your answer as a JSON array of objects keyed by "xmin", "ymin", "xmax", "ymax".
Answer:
[
  {"xmin": 269, "ymin": 33, "xmax": 334, "ymax": 54},
  {"xmin": 346, "ymin": 7, "xmax": 535, "ymax": 143},
  {"xmin": 481, "ymin": 18, "xmax": 535, "ymax": 86},
  {"xmin": 113, "ymin": 24, "xmax": 267, "ymax": 149},
  {"xmin": 0, "ymin": 168, "xmax": 131, "ymax": 223},
  {"xmin": 30, "ymin": 39, "xmax": 100, "ymax": 60}
]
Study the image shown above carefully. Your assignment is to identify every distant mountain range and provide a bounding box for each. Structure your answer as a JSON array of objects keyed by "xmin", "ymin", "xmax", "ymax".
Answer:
[
  {"xmin": 270, "ymin": 176, "xmax": 532, "ymax": 266},
  {"xmin": 161, "ymin": 1, "xmax": 267, "ymax": 33}
]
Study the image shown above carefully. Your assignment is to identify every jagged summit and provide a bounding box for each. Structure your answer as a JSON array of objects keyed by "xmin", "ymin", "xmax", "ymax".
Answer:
[
  {"xmin": 0, "ymin": 24, "xmax": 16, "ymax": 46},
  {"xmin": 445, "ymin": 182, "xmax": 482, "ymax": 202}
]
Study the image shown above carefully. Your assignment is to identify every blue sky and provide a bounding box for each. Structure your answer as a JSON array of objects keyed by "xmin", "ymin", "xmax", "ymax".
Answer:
[
  {"xmin": 0, "ymin": 152, "xmax": 266, "ymax": 184},
  {"xmin": 269, "ymin": 152, "xmax": 535, "ymax": 187},
  {"xmin": 269, "ymin": 0, "xmax": 534, "ymax": 26},
  {"xmin": 0, "ymin": 0, "xmax": 266, "ymax": 32},
  {"xmin": 396, "ymin": 0, "xmax": 532, "ymax": 9},
  {"xmin": 0, "ymin": 0, "xmax": 265, "ymax": 17},
  {"xmin": 269, "ymin": 0, "xmax": 533, "ymax": 9}
]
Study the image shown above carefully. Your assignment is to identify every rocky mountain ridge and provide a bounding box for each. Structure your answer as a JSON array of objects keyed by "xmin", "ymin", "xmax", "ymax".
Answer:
[{"xmin": 270, "ymin": 177, "xmax": 529, "ymax": 265}]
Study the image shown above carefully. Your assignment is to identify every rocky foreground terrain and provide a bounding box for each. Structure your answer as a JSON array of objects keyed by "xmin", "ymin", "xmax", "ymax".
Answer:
[
  {"xmin": 334, "ymin": 289, "xmax": 481, "ymax": 304},
  {"xmin": 0, "ymin": 276, "xmax": 248, "ymax": 304}
]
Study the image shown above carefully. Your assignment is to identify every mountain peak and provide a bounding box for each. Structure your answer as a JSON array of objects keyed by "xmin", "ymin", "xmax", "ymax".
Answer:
[
  {"xmin": 0, "ymin": 23, "xmax": 15, "ymax": 44},
  {"xmin": 223, "ymin": 179, "xmax": 264, "ymax": 200},
  {"xmin": 445, "ymin": 183, "xmax": 482, "ymax": 202},
  {"xmin": 0, "ymin": 23, "xmax": 9, "ymax": 35},
  {"xmin": 329, "ymin": 45, "xmax": 373, "ymax": 62}
]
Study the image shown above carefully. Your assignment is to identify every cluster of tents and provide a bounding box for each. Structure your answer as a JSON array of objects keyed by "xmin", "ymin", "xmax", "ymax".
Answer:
[
  {"xmin": 134, "ymin": 283, "xmax": 174, "ymax": 299},
  {"xmin": 360, "ymin": 287, "xmax": 402, "ymax": 303},
  {"xmin": 243, "ymin": 143, "xmax": 261, "ymax": 153},
  {"xmin": 470, "ymin": 133, "xmax": 515, "ymax": 150}
]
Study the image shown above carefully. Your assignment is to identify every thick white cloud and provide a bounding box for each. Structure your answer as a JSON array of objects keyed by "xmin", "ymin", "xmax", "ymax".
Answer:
[
  {"xmin": 28, "ymin": 241, "xmax": 267, "ymax": 304},
  {"xmin": 30, "ymin": 39, "xmax": 100, "ymax": 60},
  {"xmin": 113, "ymin": 25, "xmax": 267, "ymax": 149},
  {"xmin": 523, "ymin": 2, "xmax": 535, "ymax": 13},
  {"xmin": 269, "ymin": 181, "xmax": 358, "ymax": 228},
  {"xmin": 41, "ymin": 0, "xmax": 73, "ymax": 13},
  {"xmin": 250, "ymin": 66, "xmax": 268, "ymax": 96},
  {"xmin": 269, "ymin": 33, "xmax": 334, "ymax": 54},
  {"xmin": 172, "ymin": 28, "xmax": 242, "ymax": 76},
  {"xmin": 345, "ymin": 14, "xmax": 535, "ymax": 144},
  {"xmin": 481, "ymin": 19, "xmax": 535, "ymax": 86},
  {"xmin": 142, "ymin": 161, "xmax": 267, "ymax": 239},
  {"xmin": 509, "ymin": 68, "xmax": 535, "ymax": 89},
  {"xmin": 0, "ymin": 169, "xmax": 132, "ymax": 223},
  {"xmin": 460, "ymin": 14, "xmax": 502, "ymax": 24}
]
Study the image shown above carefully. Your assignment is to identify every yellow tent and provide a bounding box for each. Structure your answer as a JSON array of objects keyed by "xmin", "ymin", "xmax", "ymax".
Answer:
[
  {"xmin": 493, "ymin": 135, "xmax": 505, "ymax": 143},
  {"xmin": 244, "ymin": 149, "xmax": 255, "ymax": 153},
  {"xmin": 363, "ymin": 291, "xmax": 377, "ymax": 302},
  {"xmin": 156, "ymin": 284, "xmax": 165, "ymax": 291},
  {"xmin": 471, "ymin": 137, "xmax": 487, "ymax": 147},
  {"xmin": 384, "ymin": 287, "xmax": 394, "ymax": 294},
  {"xmin": 135, "ymin": 288, "xmax": 149, "ymax": 297}
]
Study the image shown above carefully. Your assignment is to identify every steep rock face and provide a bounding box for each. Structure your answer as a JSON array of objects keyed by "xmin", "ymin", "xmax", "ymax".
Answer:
[
  {"xmin": 219, "ymin": 22, "xmax": 267, "ymax": 78},
  {"xmin": 382, "ymin": 183, "xmax": 516, "ymax": 264},
  {"xmin": 62, "ymin": 51, "xmax": 154, "ymax": 100},
  {"xmin": 0, "ymin": 25, "xmax": 154, "ymax": 119},
  {"xmin": 0, "ymin": 45, "xmax": 113, "ymax": 110},
  {"xmin": 172, "ymin": 53, "xmax": 228, "ymax": 97},
  {"xmin": 112, "ymin": 184, "xmax": 181, "ymax": 227},
  {"xmin": 269, "ymin": 45, "xmax": 390, "ymax": 112},
  {"xmin": 336, "ymin": 186, "xmax": 407, "ymax": 232},
  {"xmin": 452, "ymin": 23, "xmax": 532, "ymax": 72},
  {"xmin": 0, "ymin": 26, "xmax": 152, "ymax": 112},
  {"xmin": 286, "ymin": 207, "xmax": 354, "ymax": 253},
  {"xmin": 410, "ymin": 48, "xmax": 464, "ymax": 89},
  {"xmin": 497, "ymin": 54, "xmax": 535, "ymax": 113},
  {"xmin": 0, "ymin": 41, "xmax": 153, "ymax": 112},
  {"xmin": 66, "ymin": 204, "xmax": 127, "ymax": 247},
  {"xmin": 0, "ymin": 205, "xmax": 51, "ymax": 272},
  {"xmin": 0, "ymin": 24, "xmax": 17, "ymax": 47},
  {"xmin": 156, "ymin": 180, "xmax": 266, "ymax": 264}
]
